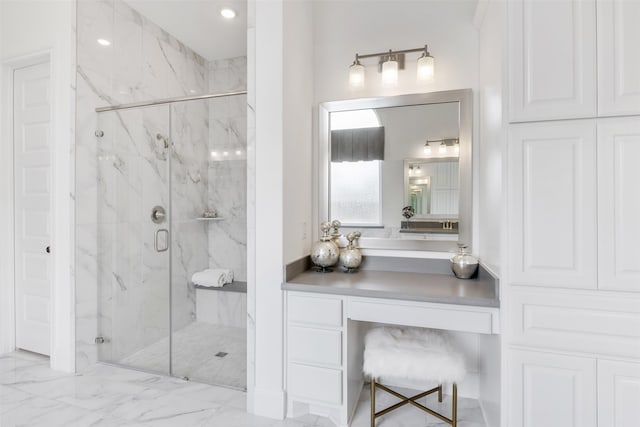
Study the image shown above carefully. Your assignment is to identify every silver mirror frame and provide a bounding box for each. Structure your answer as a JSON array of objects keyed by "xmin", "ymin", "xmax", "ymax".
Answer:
[{"xmin": 318, "ymin": 89, "xmax": 473, "ymax": 252}]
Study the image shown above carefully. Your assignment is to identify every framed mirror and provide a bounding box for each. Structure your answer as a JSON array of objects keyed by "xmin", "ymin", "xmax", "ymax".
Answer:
[{"xmin": 318, "ymin": 89, "xmax": 472, "ymax": 252}]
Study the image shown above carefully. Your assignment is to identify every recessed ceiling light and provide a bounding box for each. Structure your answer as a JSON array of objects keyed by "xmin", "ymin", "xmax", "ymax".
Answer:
[
  {"xmin": 220, "ymin": 8, "xmax": 236, "ymax": 19},
  {"xmin": 97, "ymin": 38, "xmax": 111, "ymax": 46}
]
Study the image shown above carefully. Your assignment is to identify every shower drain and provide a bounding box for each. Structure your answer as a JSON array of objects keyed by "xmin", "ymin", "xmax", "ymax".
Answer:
[{"xmin": 215, "ymin": 352, "xmax": 228, "ymax": 358}]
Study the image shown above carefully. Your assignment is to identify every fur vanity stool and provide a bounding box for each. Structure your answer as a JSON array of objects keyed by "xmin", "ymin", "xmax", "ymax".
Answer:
[{"xmin": 363, "ymin": 326, "xmax": 466, "ymax": 427}]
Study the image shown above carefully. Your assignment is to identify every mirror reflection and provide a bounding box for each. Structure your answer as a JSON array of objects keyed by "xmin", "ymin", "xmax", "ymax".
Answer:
[
  {"xmin": 329, "ymin": 101, "xmax": 460, "ymax": 240},
  {"xmin": 320, "ymin": 89, "xmax": 473, "ymax": 251}
]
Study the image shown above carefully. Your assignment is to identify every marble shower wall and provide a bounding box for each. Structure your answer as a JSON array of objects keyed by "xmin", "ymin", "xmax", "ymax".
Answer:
[
  {"xmin": 75, "ymin": 0, "xmax": 208, "ymax": 370},
  {"xmin": 207, "ymin": 58, "xmax": 248, "ymax": 283}
]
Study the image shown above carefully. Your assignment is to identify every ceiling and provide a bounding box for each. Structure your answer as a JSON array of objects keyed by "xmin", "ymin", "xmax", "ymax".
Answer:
[{"xmin": 123, "ymin": 0, "xmax": 247, "ymax": 62}]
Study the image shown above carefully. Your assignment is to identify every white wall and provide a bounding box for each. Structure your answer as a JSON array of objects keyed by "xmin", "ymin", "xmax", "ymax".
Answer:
[
  {"xmin": 0, "ymin": 0, "xmax": 75, "ymax": 372},
  {"xmin": 252, "ymin": 0, "xmax": 286, "ymax": 418},
  {"xmin": 312, "ymin": 0, "xmax": 479, "ymax": 103},
  {"xmin": 477, "ymin": 0, "xmax": 504, "ymax": 274},
  {"xmin": 283, "ymin": 1, "xmax": 314, "ymax": 263},
  {"xmin": 251, "ymin": 0, "xmax": 314, "ymax": 418},
  {"xmin": 476, "ymin": 0, "xmax": 505, "ymax": 425}
]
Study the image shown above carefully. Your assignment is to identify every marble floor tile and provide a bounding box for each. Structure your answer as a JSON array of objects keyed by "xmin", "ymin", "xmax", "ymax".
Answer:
[{"xmin": 0, "ymin": 351, "xmax": 487, "ymax": 427}]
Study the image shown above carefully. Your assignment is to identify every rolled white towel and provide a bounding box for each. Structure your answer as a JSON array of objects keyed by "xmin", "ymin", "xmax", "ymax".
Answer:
[
  {"xmin": 191, "ymin": 269, "xmax": 225, "ymax": 287},
  {"xmin": 224, "ymin": 269, "xmax": 234, "ymax": 284}
]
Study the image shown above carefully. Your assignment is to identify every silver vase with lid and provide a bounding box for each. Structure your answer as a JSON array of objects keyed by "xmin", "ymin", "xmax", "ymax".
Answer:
[
  {"xmin": 450, "ymin": 243, "xmax": 479, "ymax": 279},
  {"xmin": 311, "ymin": 221, "xmax": 340, "ymax": 272}
]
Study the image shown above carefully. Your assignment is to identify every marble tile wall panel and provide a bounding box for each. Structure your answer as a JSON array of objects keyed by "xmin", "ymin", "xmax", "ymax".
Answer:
[
  {"xmin": 75, "ymin": 0, "xmax": 207, "ymax": 370},
  {"xmin": 196, "ymin": 290, "xmax": 247, "ymax": 329}
]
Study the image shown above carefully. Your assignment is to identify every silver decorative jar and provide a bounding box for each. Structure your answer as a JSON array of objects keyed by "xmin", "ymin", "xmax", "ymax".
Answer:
[
  {"xmin": 340, "ymin": 231, "xmax": 362, "ymax": 273},
  {"xmin": 451, "ymin": 243, "xmax": 479, "ymax": 279},
  {"xmin": 311, "ymin": 221, "xmax": 340, "ymax": 272},
  {"xmin": 330, "ymin": 219, "xmax": 347, "ymax": 248}
]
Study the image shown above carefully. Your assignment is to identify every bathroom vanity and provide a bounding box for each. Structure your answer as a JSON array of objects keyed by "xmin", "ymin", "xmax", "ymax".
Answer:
[{"xmin": 282, "ymin": 256, "xmax": 500, "ymax": 427}]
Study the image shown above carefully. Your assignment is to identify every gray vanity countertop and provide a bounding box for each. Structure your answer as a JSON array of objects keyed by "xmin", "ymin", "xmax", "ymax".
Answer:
[{"xmin": 283, "ymin": 268, "xmax": 499, "ymax": 308}]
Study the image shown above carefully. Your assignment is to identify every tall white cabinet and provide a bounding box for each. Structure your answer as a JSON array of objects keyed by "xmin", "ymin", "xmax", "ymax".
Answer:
[{"xmin": 505, "ymin": 0, "xmax": 640, "ymax": 426}]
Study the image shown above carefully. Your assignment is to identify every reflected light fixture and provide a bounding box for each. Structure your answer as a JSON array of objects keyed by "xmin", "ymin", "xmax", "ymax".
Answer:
[
  {"xmin": 348, "ymin": 44, "xmax": 434, "ymax": 89},
  {"xmin": 423, "ymin": 138, "xmax": 459, "ymax": 157},
  {"xmin": 220, "ymin": 7, "xmax": 236, "ymax": 19},
  {"xmin": 97, "ymin": 38, "xmax": 111, "ymax": 46}
]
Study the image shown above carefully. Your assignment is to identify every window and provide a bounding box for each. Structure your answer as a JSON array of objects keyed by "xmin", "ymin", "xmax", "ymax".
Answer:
[{"xmin": 329, "ymin": 109, "xmax": 383, "ymax": 226}]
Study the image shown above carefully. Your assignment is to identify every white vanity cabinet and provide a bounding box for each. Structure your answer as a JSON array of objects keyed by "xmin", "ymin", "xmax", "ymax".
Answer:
[
  {"xmin": 509, "ymin": 349, "xmax": 597, "ymax": 427},
  {"xmin": 508, "ymin": 120, "xmax": 597, "ymax": 289},
  {"xmin": 508, "ymin": 0, "xmax": 597, "ymax": 122},
  {"xmin": 597, "ymin": 118, "xmax": 640, "ymax": 292},
  {"xmin": 598, "ymin": 359, "xmax": 640, "ymax": 427},
  {"xmin": 597, "ymin": 0, "xmax": 640, "ymax": 117},
  {"xmin": 285, "ymin": 292, "xmax": 349, "ymax": 425},
  {"xmin": 506, "ymin": 117, "xmax": 640, "ymax": 426},
  {"xmin": 508, "ymin": 0, "xmax": 640, "ymax": 122}
]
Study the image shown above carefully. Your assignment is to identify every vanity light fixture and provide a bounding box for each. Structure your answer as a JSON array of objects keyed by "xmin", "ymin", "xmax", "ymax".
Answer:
[
  {"xmin": 348, "ymin": 56, "xmax": 365, "ymax": 89},
  {"xmin": 423, "ymin": 141, "xmax": 432, "ymax": 155},
  {"xmin": 416, "ymin": 47, "xmax": 435, "ymax": 82},
  {"xmin": 381, "ymin": 52, "xmax": 399, "ymax": 86},
  {"xmin": 348, "ymin": 45, "xmax": 434, "ymax": 89}
]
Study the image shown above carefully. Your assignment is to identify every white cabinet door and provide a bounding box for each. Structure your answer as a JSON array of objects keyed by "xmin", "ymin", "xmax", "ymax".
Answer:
[
  {"xmin": 598, "ymin": 359, "xmax": 640, "ymax": 427},
  {"xmin": 598, "ymin": 118, "xmax": 640, "ymax": 291},
  {"xmin": 508, "ymin": 0, "xmax": 597, "ymax": 122},
  {"xmin": 508, "ymin": 121, "xmax": 597, "ymax": 288},
  {"xmin": 509, "ymin": 349, "xmax": 596, "ymax": 427},
  {"xmin": 597, "ymin": 0, "xmax": 640, "ymax": 116}
]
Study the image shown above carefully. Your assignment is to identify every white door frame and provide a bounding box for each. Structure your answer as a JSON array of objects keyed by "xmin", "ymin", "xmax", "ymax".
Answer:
[{"xmin": 0, "ymin": 50, "xmax": 75, "ymax": 372}]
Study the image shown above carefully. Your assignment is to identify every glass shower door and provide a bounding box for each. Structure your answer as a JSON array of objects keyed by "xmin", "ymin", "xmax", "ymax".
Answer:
[
  {"xmin": 169, "ymin": 96, "xmax": 248, "ymax": 389},
  {"xmin": 95, "ymin": 105, "xmax": 172, "ymax": 374}
]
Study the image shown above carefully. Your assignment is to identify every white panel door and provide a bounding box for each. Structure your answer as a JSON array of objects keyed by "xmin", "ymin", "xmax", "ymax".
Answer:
[
  {"xmin": 508, "ymin": 121, "xmax": 597, "ymax": 288},
  {"xmin": 509, "ymin": 349, "xmax": 596, "ymax": 427},
  {"xmin": 598, "ymin": 118, "xmax": 640, "ymax": 291},
  {"xmin": 597, "ymin": 0, "xmax": 640, "ymax": 116},
  {"xmin": 598, "ymin": 359, "xmax": 640, "ymax": 427},
  {"xmin": 508, "ymin": 0, "xmax": 597, "ymax": 122},
  {"xmin": 14, "ymin": 62, "xmax": 51, "ymax": 356}
]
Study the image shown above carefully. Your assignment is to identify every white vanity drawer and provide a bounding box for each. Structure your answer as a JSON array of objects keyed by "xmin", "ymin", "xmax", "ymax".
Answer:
[
  {"xmin": 289, "ymin": 326, "xmax": 342, "ymax": 367},
  {"xmin": 288, "ymin": 293, "xmax": 343, "ymax": 327},
  {"xmin": 348, "ymin": 297, "xmax": 498, "ymax": 334},
  {"xmin": 289, "ymin": 363, "xmax": 342, "ymax": 405}
]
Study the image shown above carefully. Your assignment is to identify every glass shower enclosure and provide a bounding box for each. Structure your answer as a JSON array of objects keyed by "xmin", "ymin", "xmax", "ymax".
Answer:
[{"xmin": 93, "ymin": 93, "xmax": 247, "ymax": 389}]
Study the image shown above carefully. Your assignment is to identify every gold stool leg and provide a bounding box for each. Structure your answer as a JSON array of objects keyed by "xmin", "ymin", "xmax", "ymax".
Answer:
[
  {"xmin": 452, "ymin": 383, "xmax": 458, "ymax": 427},
  {"xmin": 438, "ymin": 384, "xmax": 443, "ymax": 402},
  {"xmin": 370, "ymin": 377, "xmax": 376, "ymax": 427}
]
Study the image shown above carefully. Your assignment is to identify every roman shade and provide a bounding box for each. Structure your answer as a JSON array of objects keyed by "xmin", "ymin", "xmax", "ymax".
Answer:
[{"xmin": 331, "ymin": 126, "xmax": 385, "ymax": 162}]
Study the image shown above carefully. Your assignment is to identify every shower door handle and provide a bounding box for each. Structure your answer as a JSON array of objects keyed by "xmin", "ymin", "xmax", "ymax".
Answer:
[{"xmin": 155, "ymin": 229, "xmax": 169, "ymax": 252}]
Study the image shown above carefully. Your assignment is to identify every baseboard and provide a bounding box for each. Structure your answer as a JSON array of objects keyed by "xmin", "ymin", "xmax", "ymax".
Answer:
[{"xmin": 251, "ymin": 386, "xmax": 286, "ymax": 419}]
